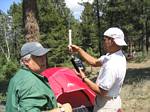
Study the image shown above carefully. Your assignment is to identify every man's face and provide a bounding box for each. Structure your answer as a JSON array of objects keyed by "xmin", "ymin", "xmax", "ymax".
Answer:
[
  {"xmin": 24, "ymin": 54, "xmax": 47, "ymax": 73},
  {"xmin": 103, "ymin": 36, "xmax": 114, "ymax": 53}
]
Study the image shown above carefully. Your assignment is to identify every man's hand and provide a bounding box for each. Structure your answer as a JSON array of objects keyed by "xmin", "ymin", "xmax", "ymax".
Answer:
[
  {"xmin": 68, "ymin": 45, "xmax": 80, "ymax": 53},
  {"xmin": 48, "ymin": 103, "xmax": 72, "ymax": 112},
  {"xmin": 61, "ymin": 103, "xmax": 72, "ymax": 112}
]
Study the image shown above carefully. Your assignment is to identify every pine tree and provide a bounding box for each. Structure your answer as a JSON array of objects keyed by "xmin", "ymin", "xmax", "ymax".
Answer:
[{"xmin": 80, "ymin": 2, "xmax": 98, "ymax": 55}]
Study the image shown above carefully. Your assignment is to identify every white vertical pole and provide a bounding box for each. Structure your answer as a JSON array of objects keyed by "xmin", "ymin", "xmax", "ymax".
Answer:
[{"xmin": 69, "ymin": 29, "xmax": 72, "ymax": 46}]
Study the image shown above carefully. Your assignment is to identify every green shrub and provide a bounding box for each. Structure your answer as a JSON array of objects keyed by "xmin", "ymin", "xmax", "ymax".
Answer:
[{"xmin": 0, "ymin": 60, "xmax": 19, "ymax": 81}]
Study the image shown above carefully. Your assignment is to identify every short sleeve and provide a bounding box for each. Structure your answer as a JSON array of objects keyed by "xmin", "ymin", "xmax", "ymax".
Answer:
[
  {"xmin": 98, "ymin": 55, "xmax": 110, "ymax": 64},
  {"xmin": 97, "ymin": 66, "xmax": 116, "ymax": 90}
]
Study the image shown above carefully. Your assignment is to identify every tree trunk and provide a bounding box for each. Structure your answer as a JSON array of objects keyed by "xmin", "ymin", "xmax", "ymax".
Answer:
[
  {"xmin": 96, "ymin": 0, "xmax": 102, "ymax": 56},
  {"xmin": 23, "ymin": 0, "xmax": 39, "ymax": 42},
  {"xmin": 145, "ymin": 17, "xmax": 149, "ymax": 53},
  {"xmin": 0, "ymin": 15, "xmax": 11, "ymax": 62}
]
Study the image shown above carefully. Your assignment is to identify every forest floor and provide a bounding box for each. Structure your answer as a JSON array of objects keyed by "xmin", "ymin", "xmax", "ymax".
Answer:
[
  {"xmin": 121, "ymin": 59, "xmax": 150, "ymax": 112},
  {"xmin": 0, "ymin": 58, "xmax": 150, "ymax": 112}
]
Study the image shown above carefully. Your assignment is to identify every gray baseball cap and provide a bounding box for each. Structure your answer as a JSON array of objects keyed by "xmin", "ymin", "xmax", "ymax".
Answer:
[{"xmin": 21, "ymin": 42, "xmax": 50, "ymax": 57}]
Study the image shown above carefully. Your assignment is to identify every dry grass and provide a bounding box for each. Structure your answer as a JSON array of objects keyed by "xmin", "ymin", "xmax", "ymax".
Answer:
[
  {"xmin": 121, "ymin": 59, "xmax": 150, "ymax": 112},
  {"xmin": 87, "ymin": 58, "xmax": 150, "ymax": 112},
  {"xmin": 121, "ymin": 80, "xmax": 150, "ymax": 112}
]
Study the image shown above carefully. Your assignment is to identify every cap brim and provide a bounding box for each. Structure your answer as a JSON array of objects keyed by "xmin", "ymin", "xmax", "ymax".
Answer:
[
  {"xmin": 31, "ymin": 48, "xmax": 50, "ymax": 56},
  {"xmin": 114, "ymin": 39, "xmax": 127, "ymax": 46}
]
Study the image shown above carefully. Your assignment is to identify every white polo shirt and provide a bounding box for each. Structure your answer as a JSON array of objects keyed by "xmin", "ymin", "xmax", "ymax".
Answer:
[{"xmin": 96, "ymin": 50, "xmax": 126, "ymax": 97}]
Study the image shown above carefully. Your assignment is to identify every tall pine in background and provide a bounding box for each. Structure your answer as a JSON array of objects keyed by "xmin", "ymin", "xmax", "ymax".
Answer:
[
  {"xmin": 80, "ymin": 2, "xmax": 99, "ymax": 57},
  {"xmin": 37, "ymin": 0, "xmax": 78, "ymax": 66}
]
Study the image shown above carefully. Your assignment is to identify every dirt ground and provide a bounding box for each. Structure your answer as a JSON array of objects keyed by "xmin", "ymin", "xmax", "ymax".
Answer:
[
  {"xmin": 121, "ymin": 60, "xmax": 150, "ymax": 112},
  {"xmin": 86, "ymin": 59, "xmax": 150, "ymax": 112}
]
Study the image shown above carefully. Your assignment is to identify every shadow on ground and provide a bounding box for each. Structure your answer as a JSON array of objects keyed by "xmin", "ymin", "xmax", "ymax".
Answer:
[
  {"xmin": 124, "ymin": 67, "xmax": 150, "ymax": 84},
  {"xmin": 90, "ymin": 67, "xmax": 150, "ymax": 84}
]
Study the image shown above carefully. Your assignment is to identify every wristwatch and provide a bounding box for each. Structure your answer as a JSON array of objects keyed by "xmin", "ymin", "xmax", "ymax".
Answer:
[{"xmin": 59, "ymin": 107, "xmax": 65, "ymax": 112}]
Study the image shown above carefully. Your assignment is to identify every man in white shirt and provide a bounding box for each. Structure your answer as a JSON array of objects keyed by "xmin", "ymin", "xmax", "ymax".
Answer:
[{"xmin": 69, "ymin": 27, "xmax": 127, "ymax": 112}]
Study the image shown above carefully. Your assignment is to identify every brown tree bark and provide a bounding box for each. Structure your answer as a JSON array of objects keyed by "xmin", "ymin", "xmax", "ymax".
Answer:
[{"xmin": 23, "ymin": 0, "xmax": 39, "ymax": 42}]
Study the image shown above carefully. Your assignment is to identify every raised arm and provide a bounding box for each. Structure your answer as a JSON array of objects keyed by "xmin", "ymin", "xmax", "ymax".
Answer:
[{"xmin": 69, "ymin": 45, "xmax": 102, "ymax": 67}]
